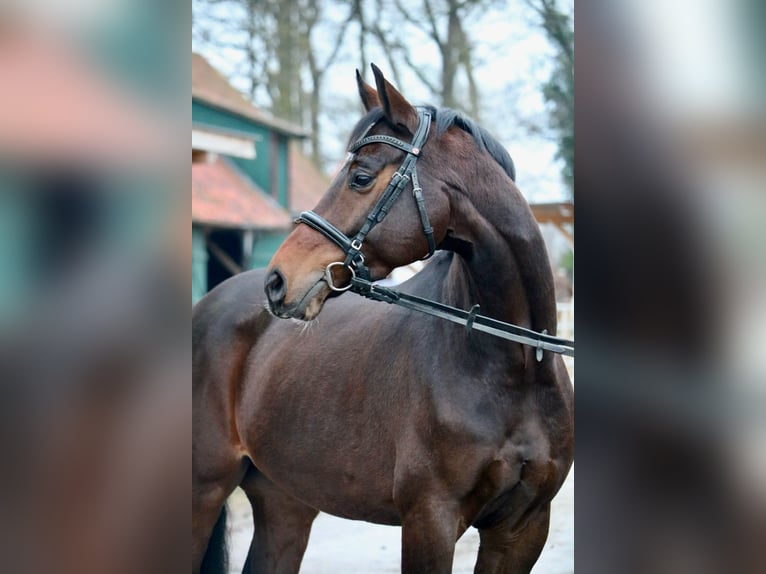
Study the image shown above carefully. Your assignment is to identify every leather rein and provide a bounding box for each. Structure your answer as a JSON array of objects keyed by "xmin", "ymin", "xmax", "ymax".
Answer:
[{"xmin": 295, "ymin": 108, "xmax": 575, "ymax": 359}]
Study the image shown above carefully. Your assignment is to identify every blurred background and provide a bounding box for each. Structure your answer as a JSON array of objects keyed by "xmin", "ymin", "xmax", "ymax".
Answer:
[
  {"xmin": 0, "ymin": 1, "xmax": 187, "ymax": 573},
  {"xmin": 575, "ymin": 0, "xmax": 765, "ymax": 572}
]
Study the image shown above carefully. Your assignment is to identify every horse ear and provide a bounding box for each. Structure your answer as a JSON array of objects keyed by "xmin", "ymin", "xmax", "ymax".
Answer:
[
  {"xmin": 370, "ymin": 63, "xmax": 418, "ymax": 133},
  {"xmin": 356, "ymin": 69, "xmax": 380, "ymax": 112}
]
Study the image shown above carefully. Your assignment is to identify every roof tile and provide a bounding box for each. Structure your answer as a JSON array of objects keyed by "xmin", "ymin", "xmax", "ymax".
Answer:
[{"xmin": 192, "ymin": 157, "xmax": 293, "ymax": 230}]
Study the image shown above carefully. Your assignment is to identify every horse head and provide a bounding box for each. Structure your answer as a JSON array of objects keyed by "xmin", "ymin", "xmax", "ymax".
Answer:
[{"xmin": 265, "ymin": 65, "xmax": 453, "ymax": 320}]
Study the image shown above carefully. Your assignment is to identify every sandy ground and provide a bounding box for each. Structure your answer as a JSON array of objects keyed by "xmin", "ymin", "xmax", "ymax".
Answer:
[{"xmin": 225, "ymin": 467, "xmax": 573, "ymax": 573}]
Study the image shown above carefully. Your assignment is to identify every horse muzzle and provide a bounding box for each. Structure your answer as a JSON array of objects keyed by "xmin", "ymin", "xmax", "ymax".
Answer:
[{"xmin": 264, "ymin": 268, "xmax": 331, "ymax": 321}]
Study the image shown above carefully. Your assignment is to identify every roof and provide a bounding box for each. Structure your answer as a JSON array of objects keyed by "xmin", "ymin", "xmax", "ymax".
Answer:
[
  {"xmin": 288, "ymin": 143, "xmax": 332, "ymax": 213},
  {"xmin": 192, "ymin": 157, "xmax": 293, "ymax": 230},
  {"xmin": 531, "ymin": 202, "xmax": 574, "ymax": 227},
  {"xmin": 531, "ymin": 201, "xmax": 573, "ymax": 247},
  {"xmin": 192, "ymin": 52, "xmax": 306, "ymax": 138},
  {"xmin": 0, "ymin": 29, "xmax": 165, "ymax": 165}
]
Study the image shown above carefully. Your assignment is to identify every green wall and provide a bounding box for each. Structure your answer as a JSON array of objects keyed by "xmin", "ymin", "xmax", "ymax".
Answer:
[
  {"xmin": 192, "ymin": 99, "xmax": 291, "ymax": 208},
  {"xmin": 277, "ymin": 135, "xmax": 288, "ymax": 207},
  {"xmin": 0, "ymin": 185, "xmax": 32, "ymax": 324},
  {"xmin": 192, "ymin": 226, "xmax": 208, "ymax": 304},
  {"xmin": 191, "ymin": 227, "xmax": 290, "ymax": 303},
  {"xmin": 250, "ymin": 231, "xmax": 288, "ymax": 269}
]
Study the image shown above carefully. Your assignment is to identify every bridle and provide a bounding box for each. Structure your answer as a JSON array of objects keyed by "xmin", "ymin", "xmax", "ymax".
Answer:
[
  {"xmin": 294, "ymin": 108, "xmax": 575, "ymax": 359},
  {"xmin": 295, "ymin": 107, "xmax": 434, "ymax": 287}
]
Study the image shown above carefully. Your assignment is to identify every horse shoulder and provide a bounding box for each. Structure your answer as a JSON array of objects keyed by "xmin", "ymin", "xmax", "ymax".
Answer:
[{"xmin": 193, "ymin": 270, "xmax": 274, "ymax": 465}]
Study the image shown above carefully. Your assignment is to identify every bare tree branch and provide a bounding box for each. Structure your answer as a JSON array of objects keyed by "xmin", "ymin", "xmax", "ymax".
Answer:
[
  {"xmin": 422, "ymin": 0, "xmax": 446, "ymax": 50},
  {"xmin": 458, "ymin": 25, "xmax": 480, "ymax": 118},
  {"xmin": 524, "ymin": 0, "xmax": 573, "ymax": 64},
  {"xmin": 316, "ymin": 6, "xmax": 355, "ymax": 74},
  {"xmin": 391, "ymin": 0, "xmax": 423, "ymax": 28},
  {"xmin": 398, "ymin": 47, "xmax": 439, "ymax": 95},
  {"xmin": 370, "ymin": 26, "xmax": 405, "ymax": 88}
]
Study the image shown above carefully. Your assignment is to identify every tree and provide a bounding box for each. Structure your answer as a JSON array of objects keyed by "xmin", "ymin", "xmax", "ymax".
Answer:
[
  {"xmin": 526, "ymin": 0, "xmax": 574, "ymax": 196},
  {"xmin": 192, "ymin": 0, "xmax": 351, "ymax": 168},
  {"xmin": 192, "ymin": 0, "xmax": 272, "ymax": 104},
  {"xmin": 340, "ymin": 0, "xmax": 485, "ymax": 118},
  {"xmin": 390, "ymin": 0, "xmax": 484, "ymax": 118},
  {"xmin": 193, "ymin": 0, "xmax": 573, "ymax": 196},
  {"xmin": 304, "ymin": 1, "xmax": 354, "ymax": 166}
]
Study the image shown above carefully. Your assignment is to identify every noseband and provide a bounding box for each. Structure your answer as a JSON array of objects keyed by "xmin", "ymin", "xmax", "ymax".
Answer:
[{"xmin": 295, "ymin": 108, "xmax": 434, "ymax": 288}]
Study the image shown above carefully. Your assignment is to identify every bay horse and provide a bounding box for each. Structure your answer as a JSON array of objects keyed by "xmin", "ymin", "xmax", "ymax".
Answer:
[{"xmin": 192, "ymin": 65, "xmax": 574, "ymax": 574}]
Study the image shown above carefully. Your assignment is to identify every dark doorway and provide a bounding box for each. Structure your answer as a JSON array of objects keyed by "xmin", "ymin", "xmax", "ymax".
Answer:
[{"xmin": 206, "ymin": 228, "xmax": 242, "ymax": 291}]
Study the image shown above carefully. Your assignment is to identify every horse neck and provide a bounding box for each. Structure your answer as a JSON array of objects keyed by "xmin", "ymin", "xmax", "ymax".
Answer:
[{"xmin": 443, "ymin": 159, "xmax": 558, "ymax": 339}]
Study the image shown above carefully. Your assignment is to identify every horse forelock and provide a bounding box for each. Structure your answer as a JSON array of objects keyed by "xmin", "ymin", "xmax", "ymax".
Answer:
[{"xmin": 347, "ymin": 105, "xmax": 516, "ymax": 182}]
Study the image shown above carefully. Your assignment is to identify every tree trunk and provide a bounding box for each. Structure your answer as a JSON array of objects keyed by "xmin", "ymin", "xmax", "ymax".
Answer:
[
  {"xmin": 355, "ymin": 0, "xmax": 368, "ymax": 74},
  {"xmin": 274, "ymin": 0, "xmax": 300, "ymax": 124},
  {"xmin": 246, "ymin": 1, "xmax": 258, "ymax": 102},
  {"xmin": 307, "ymin": 46, "xmax": 323, "ymax": 167},
  {"xmin": 440, "ymin": 2, "xmax": 461, "ymax": 109},
  {"xmin": 458, "ymin": 25, "xmax": 480, "ymax": 119}
]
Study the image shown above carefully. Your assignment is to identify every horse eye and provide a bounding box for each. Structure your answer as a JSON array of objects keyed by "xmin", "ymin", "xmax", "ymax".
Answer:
[{"xmin": 350, "ymin": 173, "xmax": 374, "ymax": 189}]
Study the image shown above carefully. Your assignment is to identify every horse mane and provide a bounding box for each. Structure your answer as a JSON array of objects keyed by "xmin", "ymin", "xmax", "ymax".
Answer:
[
  {"xmin": 348, "ymin": 106, "xmax": 516, "ymax": 182},
  {"xmin": 429, "ymin": 106, "xmax": 516, "ymax": 182}
]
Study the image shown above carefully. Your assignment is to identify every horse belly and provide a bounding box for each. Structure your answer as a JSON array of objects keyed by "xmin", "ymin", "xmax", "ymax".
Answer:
[
  {"xmin": 237, "ymin": 346, "xmax": 403, "ymax": 524},
  {"xmin": 246, "ymin": 424, "xmax": 402, "ymax": 524}
]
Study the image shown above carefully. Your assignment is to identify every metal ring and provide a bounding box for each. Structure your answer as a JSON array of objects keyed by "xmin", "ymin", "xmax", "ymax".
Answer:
[{"xmin": 325, "ymin": 262, "xmax": 356, "ymax": 292}]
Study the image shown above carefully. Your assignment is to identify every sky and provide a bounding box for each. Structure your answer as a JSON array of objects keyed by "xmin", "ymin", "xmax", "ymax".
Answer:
[{"xmin": 193, "ymin": 0, "xmax": 574, "ymax": 203}]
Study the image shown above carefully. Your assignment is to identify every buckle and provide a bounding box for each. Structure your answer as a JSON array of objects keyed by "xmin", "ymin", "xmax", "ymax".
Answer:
[{"xmin": 350, "ymin": 239, "xmax": 362, "ymax": 251}]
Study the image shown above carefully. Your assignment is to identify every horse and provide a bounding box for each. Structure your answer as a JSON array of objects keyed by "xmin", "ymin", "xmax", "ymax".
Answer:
[{"xmin": 192, "ymin": 64, "xmax": 574, "ymax": 574}]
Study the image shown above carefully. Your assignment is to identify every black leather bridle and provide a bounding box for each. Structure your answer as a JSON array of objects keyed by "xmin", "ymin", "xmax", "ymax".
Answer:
[
  {"xmin": 294, "ymin": 107, "xmax": 575, "ymax": 359},
  {"xmin": 295, "ymin": 107, "xmax": 434, "ymax": 287}
]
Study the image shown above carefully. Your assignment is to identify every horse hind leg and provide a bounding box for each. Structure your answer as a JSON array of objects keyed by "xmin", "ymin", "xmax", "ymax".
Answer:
[
  {"xmin": 239, "ymin": 468, "xmax": 318, "ymax": 574},
  {"xmin": 473, "ymin": 503, "xmax": 551, "ymax": 574}
]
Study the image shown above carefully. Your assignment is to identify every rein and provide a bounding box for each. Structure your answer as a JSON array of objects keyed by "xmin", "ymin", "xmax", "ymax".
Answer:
[
  {"xmin": 349, "ymin": 276, "xmax": 575, "ymax": 358},
  {"xmin": 295, "ymin": 107, "xmax": 575, "ymax": 360}
]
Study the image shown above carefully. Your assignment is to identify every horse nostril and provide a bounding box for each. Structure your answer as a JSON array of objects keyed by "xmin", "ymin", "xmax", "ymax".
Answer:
[{"xmin": 265, "ymin": 269, "xmax": 287, "ymax": 304}]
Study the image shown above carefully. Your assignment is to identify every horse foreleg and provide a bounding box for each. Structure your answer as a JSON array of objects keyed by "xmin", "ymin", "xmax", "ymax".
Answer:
[
  {"xmin": 192, "ymin": 480, "xmax": 236, "ymax": 574},
  {"xmin": 399, "ymin": 498, "xmax": 462, "ymax": 574},
  {"xmin": 239, "ymin": 469, "xmax": 318, "ymax": 574},
  {"xmin": 473, "ymin": 503, "xmax": 551, "ymax": 574},
  {"xmin": 192, "ymin": 457, "xmax": 248, "ymax": 574}
]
